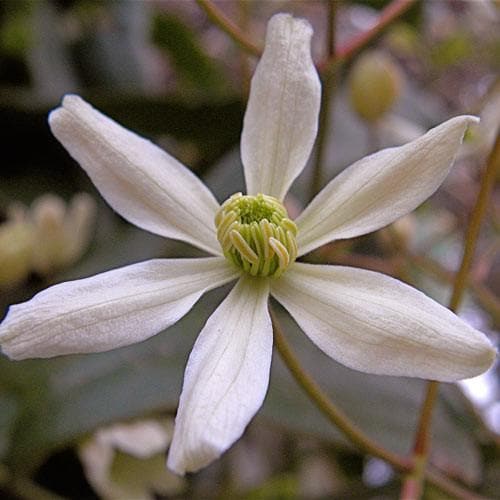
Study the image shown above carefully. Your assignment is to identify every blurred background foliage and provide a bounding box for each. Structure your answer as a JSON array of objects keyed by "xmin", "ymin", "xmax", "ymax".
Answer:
[{"xmin": 0, "ymin": 0, "xmax": 499, "ymax": 498}]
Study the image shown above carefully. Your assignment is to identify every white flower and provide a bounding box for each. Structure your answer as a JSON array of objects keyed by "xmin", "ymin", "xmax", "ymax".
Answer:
[
  {"xmin": 10, "ymin": 193, "xmax": 96, "ymax": 276},
  {"xmin": 0, "ymin": 192, "xmax": 95, "ymax": 287},
  {"xmin": 79, "ymin": 419, "xmax": 185, "ymax": 500},
  {"xmin": 0, "ymin": 215, "xmax": 34, "ymax": 288},
  {"xmin": 0, "ymin": 14, "xmax": 495, "ymax": 475}
]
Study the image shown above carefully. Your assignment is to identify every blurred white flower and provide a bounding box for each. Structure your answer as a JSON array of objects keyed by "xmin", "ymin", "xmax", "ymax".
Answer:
[
  {"xmin": 27, "ymin": 192, "xmax": 96, "ymax": 275},
  {"xmin": 0, "ymin": 215, "xmax": 34, "ymax": 287},
  {"xmin": 0, "ymin": 13, "xmax": 495, "ymax": 475},
  {"xmin": 0, "ymin": 193, "xmax": 95, "ymax": 286},
  {"xmin": 79, "ymin": 419, "xmax": 185, "ymax": 500}
]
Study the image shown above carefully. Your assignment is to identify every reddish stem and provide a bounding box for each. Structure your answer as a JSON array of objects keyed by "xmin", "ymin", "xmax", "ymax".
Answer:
[{"xmin": 320, "ymin": 0, "xmax": 416, "ymax": 72}]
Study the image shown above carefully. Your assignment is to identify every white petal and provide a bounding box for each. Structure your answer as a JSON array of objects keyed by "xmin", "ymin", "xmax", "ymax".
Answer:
[
  {"xmin": 0, "ymin": 258, "xmax": 237, "ymax": 359},
  {"xmin": 241, "ymin": 13, "xmax": 321, "ymax": 200},
  {"xmin": 296, "ymin": 116, "xmax": 478, "ymax": 256},
  {"xmin": 167, "ymin": 277, "xmax": 272, "ymax": 474},
  {"xmin": 49, "ymin": 95, "xmax": 221, "ymax": 255},
  {"xmin": 97, "ymin": 420, "xmax": 171, "ymax": 458},
  {"xmin": 271, "ymin": 263, "xmax": 496, "ymax": 382}
]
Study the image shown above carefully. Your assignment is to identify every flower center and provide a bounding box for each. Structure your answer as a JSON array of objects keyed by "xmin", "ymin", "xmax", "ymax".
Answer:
[{"xmin": 215, "ymin": 193, "xmax": 297, "ymax": 277}]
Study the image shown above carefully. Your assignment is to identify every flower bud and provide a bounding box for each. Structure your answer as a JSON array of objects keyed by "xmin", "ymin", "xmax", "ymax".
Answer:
[
  {"xmin": 30, "ymin": 193, "xmax": 96, "ymax": 276},
  {"xmin": 79, "ymin": 419, "xmax": 185, "ymax": 500},
  {"xmin": 348, "ymin": 50, "xmax": 404, "ymax": 122},
  {"xmin": 0, "ymin": 218, "xmax": 34, "ymax": 288},
  {"xmin": 31, "ymin": 194, "xmax": 67, "ymax": 275}
]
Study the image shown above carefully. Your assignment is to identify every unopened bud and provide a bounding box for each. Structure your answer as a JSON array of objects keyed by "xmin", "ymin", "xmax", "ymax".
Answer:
[
  {"xmin": 348, "ymin": 50, "xmax": 403, "ymax": 122},
  {"xmin": 0, "ymin": 219, "xmax": 34, "ymax": 287},
  {"xmin": 79, "ymin": 419, "xmax": 185, "ymax": 499},
  {"xmin": 30, "ymin": 193, "xmax": 96, "ymax": 276}
]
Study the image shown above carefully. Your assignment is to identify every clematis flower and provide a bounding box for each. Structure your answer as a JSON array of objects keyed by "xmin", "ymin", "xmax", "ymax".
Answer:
[{"xmin": 0, "ymin": 14, "xmax": 495, "ymax": 475}]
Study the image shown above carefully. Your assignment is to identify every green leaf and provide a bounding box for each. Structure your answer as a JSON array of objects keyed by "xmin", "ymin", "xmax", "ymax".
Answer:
[
  {"xmin": 0, "ymin": 357, "xmax": 53, "ymax": 470},
  {"xmin": 0, "ymin": 394, "xmax": 18, "ymax": 460}
]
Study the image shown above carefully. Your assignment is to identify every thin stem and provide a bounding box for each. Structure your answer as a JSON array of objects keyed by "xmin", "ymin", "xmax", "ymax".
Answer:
[
  {"xmin": 413, "ymin": 383, "xmax": 440, "ymax": 457},
  {"xmin": 402, "ymin": 133, "xmax": 500, "ymax": 498},
  {"xmin": 326, "ymin": 0, "xmax": 336, "ymax": 58},
  {"xmin": 399, "ymin": 381, "xmax": 439, "ymax": 500},
  {"xmin": 320, "ymin": 0, "xmax": 416, "ymax": 73},
  {"xmin": 196, "ymin": 0, "xmax": 261, "ymax": 57},
  {"xmin": 426, "ymin": 469, "xmax": 487, "ymax": 500},
  {"xmin": 310, "ymin": 67, "xmax": 337, "ymax": 198},
  {"xmin": 310, "ymin": 2, "xmax": 339, "ymax": 199},
  {"xmin": 237, "ymin": 0, "xmax": 252, "ymax": 97},
  {"xmin": 449, "ymin": 133, "xmax": 500, "ymax": 311}
]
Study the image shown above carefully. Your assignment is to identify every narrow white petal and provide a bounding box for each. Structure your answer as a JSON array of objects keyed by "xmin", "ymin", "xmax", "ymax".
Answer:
[
  {"xmin": 0, "ymin": 258, "xmax": 237, "ymax": 359},
  {"xmin": 271, "ymin": 263, "xmax": 496, "ymax": 382},
  {"xmin": 241, "ymin": 13, "xmax": 321, "ymax": 200},
  {"xmin": 167, "ymin": 277, "xmax": 272, "ymax": 474},
  {"xmin": 49, "ymin": 95, "xmax": 221, "ymax": 255},
  {"xmin": 296, "ymin": 116, "xmax": 478, "ymax": 256}
]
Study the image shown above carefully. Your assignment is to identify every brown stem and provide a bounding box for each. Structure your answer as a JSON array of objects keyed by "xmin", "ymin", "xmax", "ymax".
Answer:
[
  {"xmin": 449, "ymin": 133, "xmax": 500, "ymax": 311},
  {"xmin": 310, "ymin": 1, "xmax": 339, "ymax": 198},
  {"xmin": 196, "ymin": 0, "xmax": 261, "ymax": 56},
  {"xmin": 320, "ymin": 0, "xmax": 416, "ymax": 73},
  {"xmin": 326, "ymin": 0, "xmax": 336, "ymax": 58}
]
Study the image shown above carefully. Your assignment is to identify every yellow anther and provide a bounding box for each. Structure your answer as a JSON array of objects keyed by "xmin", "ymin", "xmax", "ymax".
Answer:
[
  {"xmin": 229, "ymin": 230, "xmax": 259, "ymax": 264},
  {"xmin": 286, "ymin": 230, "xmax": 298, "ymax": 262},
  {"xmin": 260, "ymin": 219, "xmax": 273, "ymax": 261},
  {"xmin": 269, "ymin": 237, "xmax": 289, "ymax": 272},
  {"xmin": 216, "ymin": 210, "xmax": 237, "ymax": 242}
]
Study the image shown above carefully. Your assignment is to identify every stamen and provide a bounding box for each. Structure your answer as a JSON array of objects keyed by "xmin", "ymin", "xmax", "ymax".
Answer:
[
  {"xmin": 215, "ymin": 193, "xmax": 298, "ymax": 277},
  {"xmin": 217, "ymin": 211, "xmax": 237, "ymax": 242},
  {"xmin": 260, "ymin": 219, "xmax": 273, "ymax": 261},
  {"xmin": 229, "ymin": 230, "xmax": 259, "ymax": 264},
  {"xmin": 269, "ymin": 237, "xmax": 290, "ymax": 271}
]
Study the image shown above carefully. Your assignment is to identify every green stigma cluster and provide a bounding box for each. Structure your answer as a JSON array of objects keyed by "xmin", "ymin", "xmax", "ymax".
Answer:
[{"xmin": 215, "ymin": 193, "xmax": 298, "ymax": 278}]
